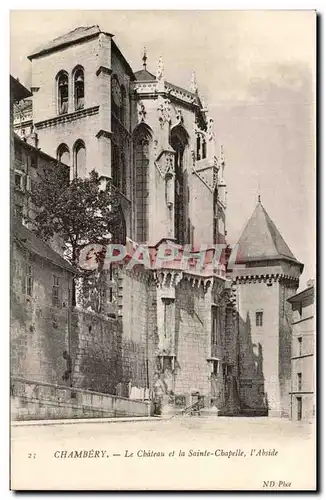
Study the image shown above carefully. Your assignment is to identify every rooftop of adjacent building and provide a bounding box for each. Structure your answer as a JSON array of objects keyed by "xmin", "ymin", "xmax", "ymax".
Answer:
[
  {"xmin": 10, "ymin": 75, "xmax": 31, "ymax": 103},
  {"xmin": 287, "ymin": 279, "xmax": 315, "ymax": 304},
  {"xmin": 12, "ymin": 220, "xmax": 76, "ymax": 274},
  {"xmin": 13, "ymin": 132, "xmax": 70, "ymax": 170},
  {"xmin": 236, "ymin": 196, "xmax": 303, "ymax": 269}
]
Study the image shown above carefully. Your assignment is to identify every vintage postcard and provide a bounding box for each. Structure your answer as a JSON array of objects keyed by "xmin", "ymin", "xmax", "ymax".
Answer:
[{"xmin": 10, "ymin": 10, "xmax": 316, "ymax": 491}]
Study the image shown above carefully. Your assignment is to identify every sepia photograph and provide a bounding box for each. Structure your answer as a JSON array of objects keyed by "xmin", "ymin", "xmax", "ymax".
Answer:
[{"xmin": 9, "ymin": 9, "xmax": 316, "ymax": 491}]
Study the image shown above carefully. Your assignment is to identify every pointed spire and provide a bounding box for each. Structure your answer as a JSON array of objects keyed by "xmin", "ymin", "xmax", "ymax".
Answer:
[
  {"xmin": 220, "ymin": 144, "xmax": 225, "ymax": 165},
  {"xmin": 190, "ymin": 71, "xmax": 198, "ymax": 93},
  {"xmin": 142, "ymin": 47, "xmax": 147, "ymax": 70},
  {"xmin": 258, "ymin": 179, "xmax": 261, "ymax": 203}
]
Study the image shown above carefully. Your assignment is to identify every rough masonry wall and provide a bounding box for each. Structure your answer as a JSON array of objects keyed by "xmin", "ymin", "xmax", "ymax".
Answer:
[
  {"xmin": 71, "ymin": 309, "xmax": 122, "ymax": 395},
  {"xmin": 174, "ymin": 280, "xmax": 210, "ymax": 396},
  {"xmin": 120, "ymin": 269, "xmax": 157, "ymax": 396},
  {"xmin": 11, "ymin": 242, "xmax": 71, "ymax": 386}
]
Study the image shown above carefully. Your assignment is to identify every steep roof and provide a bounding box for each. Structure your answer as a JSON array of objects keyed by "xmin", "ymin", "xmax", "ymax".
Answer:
[
  {"xmin": 10, "ymin": 76, "xmax": 31, "ymax": 101},
  {"xmin": 236, "ymin": 200, "xmax": 299, "ymax": 264},
  {"xmin": 28, "ymin": 25, "xmax": 111, "ymax": 60},
  {"xmin": 134, "ymin": 69, "xmax": 156, "ymax": 81},
  {"xmin": 12, "ymin": 221, "xmax": 76, "ymax": 274}
]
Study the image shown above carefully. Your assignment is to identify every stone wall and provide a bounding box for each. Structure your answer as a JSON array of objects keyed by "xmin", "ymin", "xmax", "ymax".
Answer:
[
  {"xmin": 279, "ymin": 282, "xmax": 298, "ymax": 417},
  {"xmin": 236, "ymin": 280, "xmax": 280, "ymax": 416},
  {"xmin": 174, "ymin": 279, "xmax": 210, "ymax": 397},
  {"xmin": 11, "ymin": 377, "xmax": 150, "ymax": 420},
  {"xmin": 11, "ymin": 240, "xmax": 72, "ymax": 387},
  {"xmin": 120, "ymin": 269, "xmax": 158, "ymax": 397},
  {"xmin": 71, "ymin": 308, "xmax": 122, "ymax": 395}
]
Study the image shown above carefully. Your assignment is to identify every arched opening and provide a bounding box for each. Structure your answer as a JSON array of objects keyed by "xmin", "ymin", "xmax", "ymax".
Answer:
[
  {"xmin": 73, "ymin": 140, "xmax": 86, "ymax": 178},
  {"xmin": 57, "ymin": 71, "xmax": 69, "ymax": 115},
  {"xmin": 73, "ymin": 66, "xmax": 84, "ymax": 111},
  {"xmin": 170, "ymin": 124, "xmax": 189, "ymax": 245},
  {"xmin": 57, "ymin": 143, "xmax": 70, "ymax": 165},
  {"xmin": 133, "ymin": 124, "xmax": 152, "ymax": 243},
  {"xmin": 111, "ymin": 76, "xmax": 122, "ymax": 120}
]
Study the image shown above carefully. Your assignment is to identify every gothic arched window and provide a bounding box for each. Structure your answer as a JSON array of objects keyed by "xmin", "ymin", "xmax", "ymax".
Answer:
[
  {"xmin": 57, "ymin": 143, "xmax": 70, "ymax": 165},
  {"xmin": 111, "ymin": 76, "xmax": 122, "ymax": 120},
  {"xmin": 73, "ymin": 66, "xmax": 84, "ymax": 111},
  {"xmin": 170, "ymin": 125, "xmax": 189, "ymax": 245},
  {"xmin": 120, "ymin": 85, "xmax": 127, "ymax": 126},
  {"xmin": 57, "ymin": 71, "xmax": 69, "ymax": 115},
  {"xmin": 73, "ymin": 140, "xmax": 86, "ymax": 178},
  {"xmin": 133, "ymin": 125, "xmax": 151, "ymax": 242}
]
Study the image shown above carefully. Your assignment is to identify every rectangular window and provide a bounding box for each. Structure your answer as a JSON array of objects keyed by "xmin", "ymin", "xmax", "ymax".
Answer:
[
  {"xmin": 15, "ymin": 172, "xmax": 23, "ymax": 190},
  {"xmin": 213, "ymin": 360, "xmax": 219, "ymax": 376},
  {"xmin": 256, "ymin": 311, "xmax": 263, "ymax": 327},
  {"xmin": 23, "ymin": 264, "xmax": 33, "ymax": 297},
  {"xmin": 211, "ymin": 306, "xmax": 220, "ymax": 345},
  {"xmin": 297, "ymin": 372, "xmax": 302, "ymax": 391},
  {"xmin": 298, "ymin": 337, "xmax": 302, "ymax": 357},
  {"xmin": 52, "ymin": 275, "xmax": 60, "ymax": 307}
]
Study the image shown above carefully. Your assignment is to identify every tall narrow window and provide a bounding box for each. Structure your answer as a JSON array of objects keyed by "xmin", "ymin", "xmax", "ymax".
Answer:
[
  {"xmin": 23, "ymin": 263, "xmax": 33, "ymax": 297},
  {"xmin": 134, "ymin": 126, "xmax": 151, "ymax": 242},
  {"xmin": 57, "ymin": 71, "xmax": 69, "ymax": 115},
  {"xmin": 202, "ymin": 138, "xmax": 207, "ymax": 159},
  {"xmin": 298, "ymin": 337, "xmax": 303, "ymax": 357},
  {"xmin": 120, "ymin": 85, "xmax": 127, "ymax": 126},
  {"xmin": 52, "ymin": 275, "xmax": 61, "ymax": 307},
  {"xmin": 112, "ymin": 144, "xmax": 120, "ymax": 189},
  {"xmin": 111, "ymin": 77, "xmax": 122, "ymax": 120},
  {"xmin": 211, "ymin": 306, "xmax": 220, "ymax": 345},
  {"xmin": 74, "ymin": 141, "xmax": 86, "ymax": 178},
  {"xmin": 256, "ymin": 311, "xmax": 263, "ymax": 327},
  {"xmin": 74, "ymin": 67, "xmax": 84, "ymax": 111},
  {"xmin": 170, "ymin": 125, "xmax": 188, "ymax": 245},
  {"xmin": 163, "ymin": 298, "xmax": 174, "ymax": 340},
  {"xmin": 297, "ymin": 373, "xmax": 302, "ymax": 391},
  {"xmin": 57, "ymin": 144, "xmax": 70, "ymax": 165},
  {"xmin": 196, "ymin": 135, "xmax": 201, "ymax": 160}
]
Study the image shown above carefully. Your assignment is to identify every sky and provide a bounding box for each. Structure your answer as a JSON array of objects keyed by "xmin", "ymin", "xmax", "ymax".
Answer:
[{"xmin": 10, "ymin": 10, "xmax": 316, "ymax": 289}]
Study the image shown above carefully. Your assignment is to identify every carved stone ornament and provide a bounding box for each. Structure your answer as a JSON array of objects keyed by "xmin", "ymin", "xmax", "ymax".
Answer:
[
  {"xmin": 207, "ymin": 117, "xmax": 215, "ymax": 141},
  {"xmin": 157, "ymin": 97, "xmax": 171, "ymax": 127},
  {"xmin": 137, "ymin": 100, "xmax": 147, "ymax": 122},
  {"xmin": 176, "ymin": 108, "xmax": 183, "ymax": 125},
  {"xmin": 156, "ymin": 56, "xmax": 164, "ymax": 81},
  {"xmin": 190, "ymin": 71, "xmax": 198, "ymax": 94}
]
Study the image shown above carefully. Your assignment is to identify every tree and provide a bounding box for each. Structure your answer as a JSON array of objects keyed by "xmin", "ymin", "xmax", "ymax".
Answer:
[{"xmin": 28, "ymin": 162, "xmax": 125, "ymax": 305}]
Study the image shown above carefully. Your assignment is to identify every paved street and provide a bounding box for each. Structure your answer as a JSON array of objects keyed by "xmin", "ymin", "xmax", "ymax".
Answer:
[{"xmin": 11, "ymin": 417, "xmax": 316, "ymax": 490}]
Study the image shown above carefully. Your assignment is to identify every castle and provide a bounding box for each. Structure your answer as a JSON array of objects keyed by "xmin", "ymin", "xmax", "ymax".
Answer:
[{"xmin": 11, "ymin": 25, "xmax": 304, "ymax": 418}]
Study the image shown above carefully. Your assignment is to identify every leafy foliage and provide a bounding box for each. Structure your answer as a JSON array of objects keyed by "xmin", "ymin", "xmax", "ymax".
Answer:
[{"xmin": 29, "ymin": 163, "xmax": 124, "ymax": 266}]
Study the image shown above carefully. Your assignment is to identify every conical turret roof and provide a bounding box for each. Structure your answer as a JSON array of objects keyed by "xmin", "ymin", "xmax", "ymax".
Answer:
[{"xmin": 237, "ymin": 200, "xmax": 299, "ymax": 263}]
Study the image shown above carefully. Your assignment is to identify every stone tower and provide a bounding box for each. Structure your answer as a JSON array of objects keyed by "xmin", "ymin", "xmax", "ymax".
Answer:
[
  {"xmin": 231, "ymin": 198, "xmax": 303, "ymax": 417},
  {"xmin": 27, "ymin": 25, "xmax": 135, "ymax": 237}
]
